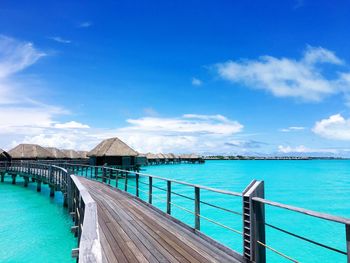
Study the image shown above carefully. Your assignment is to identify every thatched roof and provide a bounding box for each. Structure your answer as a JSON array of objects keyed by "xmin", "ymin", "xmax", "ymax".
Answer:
[
  {"xmin": 156, "ymin": 153, "xmax": 166, "ymax": 159},
  {"xmin": 8, "ymin": 144, "xmax": 54, "ymax": 159},
  {"xmin": 76, "ymin": 151, "xmax": 88, "ymax": 159},
  {"xmin": 46, "ymin": 147, "xmax": 66, "ymax": 159},
  {"xmin": 61, "ymin": 149, "xmax": 80, "ymax": 159},
  {"xmin": 137, "ymin": 153, "xmax": 147, "ymax": 158},
  {"xmin": 88, "ymin": 137, "xmax": 138, "ymax": 157},
  {"xmin": 0, "ymin": 148, "xmax": 11, "ymax": 160},
  {"xmin": 146, "ymin": 153, "xmax": 158, "ymax": 159}
]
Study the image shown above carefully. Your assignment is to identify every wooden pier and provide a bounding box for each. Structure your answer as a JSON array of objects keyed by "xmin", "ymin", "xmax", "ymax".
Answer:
[{"xmin": 1, "ymin": 161, "xmax": 350, "ymax": 263}]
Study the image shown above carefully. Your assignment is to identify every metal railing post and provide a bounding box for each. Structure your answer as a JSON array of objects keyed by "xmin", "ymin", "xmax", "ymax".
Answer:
[
  {"xmin": 136, "ymin": 173, "xmax": 139, "ymax": 197},
  {"xmin": 149, "ymin": 177, "xmax": 153, "ymax": 204},
  {"xmin": 346, "ymin": 224, "xmax": 350, "ymax": 263},
  {"xmin": 167, "ymin": 181, "xmax": 171, "ymax": 215},
  {"xmin": 195, "ymin": 186, "xmax": 200, "ymax": 230},
  {"xmin": 124, "ymin": 171, "xmax": 128, "ymax": 192},
  {"xmin": 243, "ymin": 180, "xmax": 266, "ymax": 263}
]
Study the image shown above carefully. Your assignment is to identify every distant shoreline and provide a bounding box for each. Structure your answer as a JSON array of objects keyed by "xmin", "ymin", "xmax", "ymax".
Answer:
[{"xmin": 204, "ymin": 157, "xmax": 350, "ymax": 160}]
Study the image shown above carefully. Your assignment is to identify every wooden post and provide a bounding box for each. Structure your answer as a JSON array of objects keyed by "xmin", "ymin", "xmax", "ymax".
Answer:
[
  {"xmin": 149, "ymin": 177, "xmax": 153, "ymax": 204},
  {"xmin": 94, "ymin": 167, "xmax": 98, "ymax": 179},
  {"xmin": 12, "ymin": 174, "xmax": 16, "ymax": 184},
  {"xmin": 24, "ymin": 177, "xmax": 29, "ymax": 187},
  {"xmin": 0, "ymin": 172, "xmax": 4, "ymax": 182},
  {"xmin": 50, "ymin": 186, "xmax": 55, "ymax": 197},
  {"xmin": 243, "ymin": 180, "xmax": 266, "ymax": 263},
  {"xmin": 195, "ymin": 187, "xmax": 200, "ymax": 230},
  {"xmin": 346, "ymin": 224, "xmax": 350, "ymax": 263},
  {"xmin": 136, "ymin": 174, "xmax": 139, "ymax": 197},
  {"xmin": 37, "ymin": 180, "xmax": 42, "ymax": 192},
  {"xmin": 167, "ymin": 181, "xmax": 171, "ymax": 215}
]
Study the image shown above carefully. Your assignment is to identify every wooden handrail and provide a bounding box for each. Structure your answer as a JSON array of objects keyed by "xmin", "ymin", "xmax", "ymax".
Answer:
[{"xmin": 70, "ymin": 175, "xmax": 102, "ymax": 263}]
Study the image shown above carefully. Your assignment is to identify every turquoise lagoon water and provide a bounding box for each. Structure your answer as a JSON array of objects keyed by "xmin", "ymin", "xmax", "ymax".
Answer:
[
  {"xmin": 0, "ymin": 176, "xmax": 76, "ymax": 262},
  {"xmin": 137, "ymin": 160, "xmax": 349, "ymax": 263}
]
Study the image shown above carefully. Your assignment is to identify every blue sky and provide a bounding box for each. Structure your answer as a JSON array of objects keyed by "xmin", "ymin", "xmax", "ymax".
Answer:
[{"xmin": 0, "ymin": 0, "xmax": 350, "ymax": 156}]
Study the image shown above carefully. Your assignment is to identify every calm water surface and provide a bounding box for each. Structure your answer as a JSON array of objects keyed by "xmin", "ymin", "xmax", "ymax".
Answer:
[
  {"xmin": 141, "ymin": 160, "xmax": 350, "ymax": 263},
  {"xmin": 0, "ymin": 176, "xmax": 76, "ymax": 262}
]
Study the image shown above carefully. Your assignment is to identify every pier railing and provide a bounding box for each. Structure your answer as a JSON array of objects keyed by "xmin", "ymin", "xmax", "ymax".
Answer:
[
  {"xmin": 69, "ymin": 174, "xmax": 102, "ymax": 263},
  {"xmin": 62, "ymin": 163, "xmax": 350, "ymax": 263},
  {"xmin": 0, "ymin": 161, "xmax": 102, "ymax": 263},
  {"xmin": 1, "ymin": 160, "xmax": 350, "ymax": 262}
]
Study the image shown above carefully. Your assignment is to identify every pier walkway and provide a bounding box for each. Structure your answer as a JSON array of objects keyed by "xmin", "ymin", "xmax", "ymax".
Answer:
[{"xmin": 79, "ymin": 176, "xmax": 240, "ymax": 263}]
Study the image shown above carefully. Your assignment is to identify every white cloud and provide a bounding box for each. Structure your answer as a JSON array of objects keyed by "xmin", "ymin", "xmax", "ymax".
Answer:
[
  {"xmin": 122, "ymin": 114, "xmax": 243, "ymax": 135},
  {"xmin": 54, "ymin": 121, "xmax": 90, "ymax": 129},
  {"xmin": 313, "ymin": 114, "xmax": 350, "ymax": 141},
  {"xmin": 278, "ymin": 145, "xmax": 338, "ymax": 154},
  {"xmin": 279, "ymin": 126, "xmax": 305, "ymax": 132},
  {"xmin": 48, "ymin": 36, "xmax": 71, "ymax": 44},
  {"xmin": 192, "ymin": 77, "xmax": 202, "ymax": 86},
  {"xmin": 0, "ymin": 35, "xmax": 45, "ymax": 79},
  {"xmin": 216, "ymin": 46, "xmax": 350, "ymax": 103},
  {"xmin": 78, "ymin": 22, "xmax": 92, "ymax": 28}
]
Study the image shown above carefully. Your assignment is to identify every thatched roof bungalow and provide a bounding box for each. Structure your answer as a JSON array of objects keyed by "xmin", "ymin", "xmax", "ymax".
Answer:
[
  {"xmin": 136, "ymin": 153, "xmax": 148, "ymax": 166},
  {"xmin": 8, "ymin": 144, "xmax": 54, "ymax": 160},
  {"xmin": 76, "ymin": 151, "xmax": 88, "ymax": 159},
  {"xmin": 61, "ymin": 149, "xmax": 81, "ymax": 159},
  {"xmin": 46, "ymin": 147, "xmax": 66, "ymax": 159},
  {"xmin": 88, "ymin": 137, "xmax": 138, "ymax": 167},
  {"xmin": 0, "ymin": 148, "xmax": 11, "ymax": 161}
]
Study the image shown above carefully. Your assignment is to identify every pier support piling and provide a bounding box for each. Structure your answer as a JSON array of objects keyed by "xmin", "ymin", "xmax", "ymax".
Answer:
[
  {"xmin": 24, "ymin": 177, "xmax": 29, "ymax": 187},
  {"xmin": 50, "ymin": 186, "xmax": 55, "ymax": 197},
  {"xmin": 11, "ymin": 174, "xmax": 17, "ymax": 185},
  {"xmin": 0, "ymin": 172, "xmax": 4, "ymax": 182},
  {"xmin": 31, "ymin": 177, "xmax": 35, "ymax": 182},
  {"xmin": 37, "ymin": 180, "xmax": 41, "ymax": 192}
]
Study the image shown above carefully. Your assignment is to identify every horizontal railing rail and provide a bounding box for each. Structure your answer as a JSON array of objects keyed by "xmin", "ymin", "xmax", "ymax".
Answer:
[{"xmin": 252, "ymin": 196, "xmax": 350, "ymax": 262}]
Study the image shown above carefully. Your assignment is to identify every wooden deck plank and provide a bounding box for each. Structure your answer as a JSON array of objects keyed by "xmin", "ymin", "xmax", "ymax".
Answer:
[{"xmin": 78, "ymin": 177, "xmax": 241, "ymax": 263}]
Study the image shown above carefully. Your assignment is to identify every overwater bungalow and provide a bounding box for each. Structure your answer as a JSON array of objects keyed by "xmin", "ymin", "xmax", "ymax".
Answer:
[
  {"xmin": 76, "ymin": 151, "xmax": 89, "ymax": 159},
  {"xmin": 8, "ymin": 144, "xmax": 54, "ymax": 160},
  {"xmin": 0, "ymin": 148, "xmax": 11, "ymax": 162},
  {"xmin": 45, "ymin": 147, "xmax": 67, "ymax": 159},
  {"xmin": 145, "ymin": 153, "xmax": 158, "ymax": 165},
  {"xmin": 136, "ymin": 153, "xmax": 148, "ymax": 166},
  {"xmin": 61, "ymin": 149, "xmax": 81, "ymax": 159},
  {"xmin": 156, "ymin": 153, "xmax": 166, "ymax": 164},
  {"xmin": 88, "ymin": 137, "xmax": 138, "ymax": 169},
  {"xmin": 180, "ymin": 153, "xmax": 205, "ymax": 163}
]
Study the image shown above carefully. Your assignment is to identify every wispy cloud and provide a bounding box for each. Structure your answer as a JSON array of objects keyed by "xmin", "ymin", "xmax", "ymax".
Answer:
[
  {"xmin": 192, "ymin": 77, "xmax": 202, "ymax": 86},
  {"xmin": 78, "ymin": 21, "xmax": 92, "ymax": 28},
  {"xmin": 48, "ymin": 36, "xmax": 71, "ymax": 44},
  {"xmin": 215, "ymin": 46, "xmax": 350, "ymax": 104},
  {"xmin": 313, "ymin": 114, "xmax": 350, "ymax": 141},
  {"xmin": 278, "ymin": 145, "xmax": 338, "ymax": 154},
  {"xmin": 279, "ymin": 126, "xmax": 305, "ymax": 132},
  {"xmin": 0, "ymin": 35, "xmax": 46, "ymax": 80}
]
